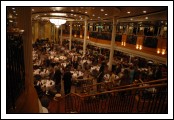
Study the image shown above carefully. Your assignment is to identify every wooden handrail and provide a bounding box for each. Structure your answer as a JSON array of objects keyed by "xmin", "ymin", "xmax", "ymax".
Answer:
[
  {"xmin": 81, "ymin": 78, "xmax": 167, "ymax": 90},
  {"xmin": 80, "ymin": 83, "xmax": 167, "ymax": 98},
  {"xmin": 62, "ymin": 81, "xmax": 167, "ymax": 99},
  {"xmin": 73, "ymin": 77, "xmax": 94, "ymax": 81},
  {"xmin": 60, "ymin": 81, "xmax": 167, "ymax": 113},
  {"xmin": 73, "ymin": 78, "xmax": 167, "ymax": 97},
  {"xmin": 62, "ymin": 83, "xmax": 167, "ymax": 98}
]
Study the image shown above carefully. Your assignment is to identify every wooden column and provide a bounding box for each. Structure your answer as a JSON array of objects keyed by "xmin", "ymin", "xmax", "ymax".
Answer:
[{"xmin": 15, "ymin": 7, "xmax": 39, "ymax": 113}]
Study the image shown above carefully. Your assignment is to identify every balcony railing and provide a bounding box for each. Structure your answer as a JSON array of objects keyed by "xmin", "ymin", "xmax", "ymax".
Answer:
[
  {"xmin": 53, "ymin": 78, "xmax": 167, "ymax": 113},
  {"xmin": 143, "ymin": 36, "xmax": 158, "ymax": 48}
]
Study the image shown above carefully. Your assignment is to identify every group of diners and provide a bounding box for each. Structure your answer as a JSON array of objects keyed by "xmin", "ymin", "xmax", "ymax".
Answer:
[{"xmin": 33, "ymin": 39, "xmax": 167, "ymax": 98}]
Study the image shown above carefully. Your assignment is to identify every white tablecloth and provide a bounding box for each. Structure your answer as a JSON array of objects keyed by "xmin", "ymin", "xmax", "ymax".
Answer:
[
  {"xmin": 59, "ymin": 56, "xmax": 67, "ymax": 61},
  {"xmin": 53, "ymin": 57, "xmax": 59, "ymax": 62},
  {"xmin": 33, "ymin": 69, "xmax": 40, "ymax": 75},
  {"xmin": 40, "ymin": 69, "xmax": 50, "ymax": 77},
  {"xmin": 61, "ymin": 63, "xmax": 67, "ymax": 68},
  {"xmin": 70, "ymin": 70, "xmax": 84, "ymax": 80},
  {"xmin": 104, "ymin": 74, "xmax": 110, "ymax": 81},
  {"xmin": 49, "ymin": 51, "xmax": 57, "ymax": 56},
  {"xmin": 33, "ymin": 60, "xmax": 42, "ymax": 66},
  {"xmin": 49, "ymin": 55, "xmax": 55, "ymax": 60},
  {"xmin": 90, "ymin": 66, "xmax": 100, "ymax": 73},
  {"xmin": 81, "ymin": 60, "xmax": 92, "ymax": 64},
  {"xmin": 40, "ymin": 79, "xmax": 55, "ymax": 92},
  {"xmin": 104, "ymin": 74, "xmax": 120, "ymax": 82}
]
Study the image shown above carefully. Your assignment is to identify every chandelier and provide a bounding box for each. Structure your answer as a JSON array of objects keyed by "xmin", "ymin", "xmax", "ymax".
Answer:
[{"xmin": 50, "ymin": 19, "xmax": 66, "ymax": 28}]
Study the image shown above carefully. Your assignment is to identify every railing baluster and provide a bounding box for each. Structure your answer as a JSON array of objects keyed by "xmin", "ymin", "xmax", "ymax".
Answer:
[{"xmin": 61, "ymin": 79, "xmax": 167, "ymax": 113}]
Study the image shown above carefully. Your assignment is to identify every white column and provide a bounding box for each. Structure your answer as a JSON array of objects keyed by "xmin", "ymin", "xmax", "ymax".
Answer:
[
  {"xmin": 136, "ymin": 26, "xmax": 138, "ymax": 35},
  {"xmin": 100, "ymin": 48, "xmax": 101, "ymax": 54},
  {"xmin": 157, "ymin": 27, "xmax": 160, "ymax": 36},
  {"xmin": 160, "ymin": 25, "xmax": 164, "ymax": 37},
  {"xmin": 108, "ymin": 17, "xmax": 117, "ymax": 71},
  {"xmin": 60, "ymin": 25, "xmax": 63, "ymax": 45},
  {"xmin": 129, "ymin": 55, "xmax": 132, "ymax": 63},
  {"xmin": 69, "ymin": 21, "xmax": 72, "ymax": 50},
  {"xmin": 126, "ymin": 25, "xmax": 129, "ymax": 34},
  {"xmin": 83, "ymin": 18, "xmax": 87, "ymax": 56}
]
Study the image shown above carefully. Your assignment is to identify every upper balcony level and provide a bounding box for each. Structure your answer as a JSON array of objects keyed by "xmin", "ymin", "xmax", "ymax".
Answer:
[{"xmin": 62, "ymin": 31, "xmax": 167, "ymax": 64}]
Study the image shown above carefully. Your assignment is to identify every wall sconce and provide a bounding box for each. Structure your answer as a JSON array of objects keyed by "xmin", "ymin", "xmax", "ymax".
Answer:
[
  {"xmin": 80, "ymin": 35, "xmax": 82, "ymax": 38},
  {"xmin": 139, "ymin": 45, "xmax": 142, "ymax": 50},
  {"xmin": 136, "ymin": 44, "xmax": 139, "ymax": 49},
  {"xmin": 87, "ymin": 36, "xmax": 89, "ymax": 39},
  {"xmin": 121, "ymin": 42, "xmax": 126, "ymax": 46},
  {"xmin": 161, "ymin": 49, "xmax": 166, "ymax": 55},
  {"xmin": 123, "ymin": 42, "xmax": 126, "ymax": 46},
  {"xmin": 136, "ymin": 44, "xmax": 142, "ymax": 50},
  {"xmin": 74, "ymin": 34, "xmax": 77, "ymax": 37},
  {"xmin": 157, "ymin": 48, "xmax": 161, "ymax": 54},
  {"xmin": 156, "ymin": 48, "xmax": 166, "ymax": 55}
]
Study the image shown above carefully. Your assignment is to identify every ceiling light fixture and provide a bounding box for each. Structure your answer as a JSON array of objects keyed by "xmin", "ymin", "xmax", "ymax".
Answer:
[
  {"xmin": 51, "ymin": 13, "xmax": 67, "ymax": 16},
  {"xmin": 143, "ymin": 11, "xmax": 146, "ymax": 13},
  {"xmin": 101, "ymin": 9, "xmax": 104, "ymax": 12},
  {"xmin": 127, "ymin": 11, "xmax": 130, "ymax": 14},
  {"xmin": 50, "ymin": 19, "xmax": 66, "ymax": 27},
  {"xmin": 145, "ymin": 17, "xmax": 148, "ymax": 19}
]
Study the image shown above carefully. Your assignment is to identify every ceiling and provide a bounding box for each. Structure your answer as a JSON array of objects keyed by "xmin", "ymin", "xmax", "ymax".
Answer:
[{"xmin": 7, "ymin": 7, "xmax": 168, "ymax": 26}]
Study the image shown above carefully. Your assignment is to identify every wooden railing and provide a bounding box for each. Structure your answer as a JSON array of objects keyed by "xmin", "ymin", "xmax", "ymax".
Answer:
[
  {"xmin": 72, "ymin": 77, "xmax": 94, "ymax": 93},
  {"xmin": 7, "ymin": 33, "xmax": 25, "ymax": 112},
  {"xmin": 77, "ymin": 78, "xmax": 167, "ymax": 95},
  {"xmin": 54, "ymin": 78, "xmax": 167, "ymax": 113}
]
